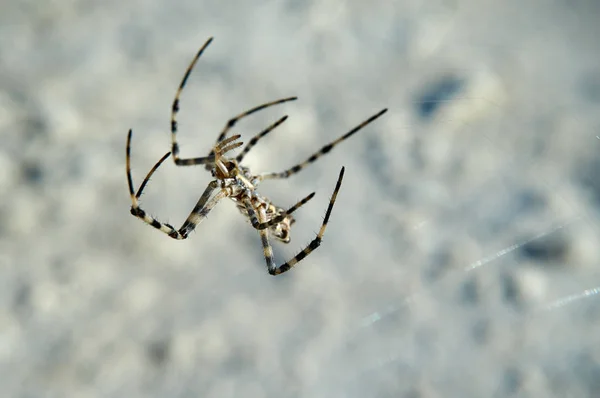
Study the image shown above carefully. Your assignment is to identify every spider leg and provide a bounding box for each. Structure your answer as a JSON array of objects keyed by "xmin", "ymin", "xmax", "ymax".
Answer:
[
  {"xmin": 170, "ymin": 37, "xmax": 216, "ymax": 166},
  {"xmin": 213, "ymin": 97, "xmax": 297, "ymax": 146},
  {"xmin": 242, "ymin": 191, "xmax": 315, "ymax": 230},
  {"xmin": 236, "ymin": 115, "xmax": 288, "ymax": 163},
  {"xmin": 126, "ymin": 130, "xmax": 172, "ymax": 200},
  {"xmin": 173, "ymin": 133, "xmax": 243, "ymax": 168},
  {"xmin": 257, "ymin": 211, "xmax": 277, "ymax": 273},
  {"xmin": 256, "ymin": 167, "xmax": 345, "ymax": 275},
  {"xmin": 258, "ymin": 109, "xmax": 387, "ymax": 181},
  {"xmin": 127, "ymin": 129, "xmax": 225, "ymax": 239},
  {"xmin": 169, "ymin": 36, "xmax": 293, "ymax": 166}
]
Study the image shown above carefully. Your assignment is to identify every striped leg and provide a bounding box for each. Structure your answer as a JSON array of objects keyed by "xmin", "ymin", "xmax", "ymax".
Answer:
[
  {"xmin": 170, "ymin": 37, "xmax": 216, "ymax": 166},
  {"xmin": 172, "ymin": 132, "xmax": 243, "ymax": 169},
  {"xmin": 213, "ymin": 97, "xmax": 297, "ymax": 146},
  {"xmin": 242, "ymin": 191, "xmax": 315, "ymax": 230},
  {"xmin": 235, "ymin": 115, "xmax": 289, "ymax": 163},
  {"xmin": 169, "ymin": 36, "xmax": 295, "ymax": 166},
  {"xmin": 126, "ymin": 129, "xmax": 226, "ymax": 239},
  {"xmin": 258, "ymin": 167, "xmax": 345, "ymax": 275},
  {"xmin": 258, "ymin": 109, "xmax": 388, "ymax": 181}
]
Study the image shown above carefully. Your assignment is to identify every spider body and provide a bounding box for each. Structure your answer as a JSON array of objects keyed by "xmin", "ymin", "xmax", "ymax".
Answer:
[
  {"xmin": 126, "ymin": 37, "xmax": 387, "ymax": 275},
  {"xmin": 209, "ymin": 141, "xmax": 296, "ymax": 243}
]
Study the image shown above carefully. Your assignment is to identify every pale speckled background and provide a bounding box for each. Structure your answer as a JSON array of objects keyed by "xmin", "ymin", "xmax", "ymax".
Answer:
[{"xmin": 1, "ymin": 1, "xmax": 600, "ymax": 397}]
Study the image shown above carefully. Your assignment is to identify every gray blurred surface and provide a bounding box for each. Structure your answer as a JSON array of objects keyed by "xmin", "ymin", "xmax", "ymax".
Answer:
[{"xmin": 2, "ymin": 1, "xmax": 600, "ymax": 397}]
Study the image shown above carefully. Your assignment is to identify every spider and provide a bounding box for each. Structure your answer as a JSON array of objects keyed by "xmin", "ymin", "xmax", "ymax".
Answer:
[{"xmin": 126, "ymin": 37, "xmax": 387, "ymax": 275}]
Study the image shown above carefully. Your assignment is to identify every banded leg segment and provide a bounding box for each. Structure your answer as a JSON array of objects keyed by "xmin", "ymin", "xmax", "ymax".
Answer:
[
  {"xmin": 173, "ymin": 133, "xmax": 243, "ymax": 168},
  {"xmin": 126, "ymin": 129, "xmax": 225, "ymax": 240},
  {"xmin": 257, "ymin": 210, "xmax": 277, "ymax": 273},
  {"xmin": 126, "ymin": 129, "xmax": 172, "ymax": 200},
  {"xmin": 236, "ymin": 115, "xmax": 288, "ymax": 163},
  {"xmin": 258, "ymin": 109, "xmax": 387, "ymax": 181},
  {"xmin": 242, "ymin": 191, "xmax": 315, "ymax": 230},
  {"xmin": 175, "ymin": 185, "xmax": 227, "ymax": 238},
  {"xmin": 258, "ymin": 167, "xmax": 345, "ymax": 275},
  {"xmin": 170, "ymin": 37, "xmax": 215, "ymax": 166},
  {"xmin": 213, "ymin": 96, "xmax": 297, "ymax": 145}
]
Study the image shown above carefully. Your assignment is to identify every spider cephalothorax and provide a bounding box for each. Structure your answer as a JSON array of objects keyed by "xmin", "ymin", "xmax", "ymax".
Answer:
[{"xmin": 126, "ymin": 37, "xmax": 387, "ymax": 275}]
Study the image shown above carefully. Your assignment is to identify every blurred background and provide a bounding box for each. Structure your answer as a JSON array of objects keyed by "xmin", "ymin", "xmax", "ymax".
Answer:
[{"xmin": 1, "ymin": 0, "xmax": 600, "ymax": 397}]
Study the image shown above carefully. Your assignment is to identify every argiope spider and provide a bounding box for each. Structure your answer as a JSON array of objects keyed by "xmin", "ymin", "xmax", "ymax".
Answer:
[{"xmin": 126, "ymin": 37, "xmax": 387, "ymax": 275}]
